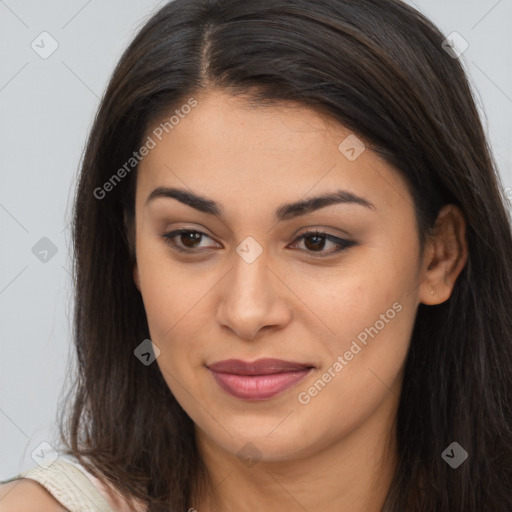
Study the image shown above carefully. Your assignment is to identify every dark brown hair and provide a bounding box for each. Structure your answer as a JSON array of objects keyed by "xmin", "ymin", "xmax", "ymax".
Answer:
[{"xmin": 58, "ymin": 0, "xmax": 512, "ymax": 510}]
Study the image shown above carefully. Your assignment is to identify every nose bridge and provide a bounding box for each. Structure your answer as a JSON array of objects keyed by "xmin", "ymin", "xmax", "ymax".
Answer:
[
  {"xmin": 216, "ymin": 243, "xmax": 290, "ymax": 339},
  {"xmin": 230, "ymin": 234, "xmax": 271, "ymax": 299},
  {"xmin": 229, "ymin": 248, "xmax": 274, "ymax": 314}
]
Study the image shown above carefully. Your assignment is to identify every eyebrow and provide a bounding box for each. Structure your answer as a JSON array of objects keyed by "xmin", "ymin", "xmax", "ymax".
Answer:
[{"xmin": 145, "ymin": 186, "xmax": 376, "ymax": 221}]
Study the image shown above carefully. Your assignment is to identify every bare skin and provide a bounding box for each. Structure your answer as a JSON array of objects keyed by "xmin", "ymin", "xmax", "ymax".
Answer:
[
  {"xmin": 0, "ymin": 469, "xmax": 139, "ymax": 512},
  {"xmin": 131, "ymin": 89, "xmax": 467, "ymax": 512},
  {"xmin": 0, "ymin": 89, "xmax": 467, "ymax": 511},
  {"xmin": 0, "ymin": 480, "xmax": 67, "ymax": 511}
]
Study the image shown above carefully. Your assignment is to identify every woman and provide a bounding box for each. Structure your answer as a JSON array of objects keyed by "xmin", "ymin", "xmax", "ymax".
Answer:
[{"xmin": 2, "ymin": 0, "xmax": 512, "ymax": 510}]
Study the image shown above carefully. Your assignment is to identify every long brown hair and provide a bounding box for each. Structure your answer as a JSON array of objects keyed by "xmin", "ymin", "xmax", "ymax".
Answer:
[{"xmin": 58, "ymin": 0, "xmax": 512, "ymax": 510}]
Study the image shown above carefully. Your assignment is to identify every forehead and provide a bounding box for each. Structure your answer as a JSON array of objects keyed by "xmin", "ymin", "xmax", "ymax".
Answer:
[{"xmin": 136, "ymin": 89, "xmax": 413, "ymax": 219}]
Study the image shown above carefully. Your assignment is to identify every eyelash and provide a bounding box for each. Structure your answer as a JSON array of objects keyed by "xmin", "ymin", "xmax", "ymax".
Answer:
[{"xmin": 161, "ymin": 229, "xmax": 355, "ymax": 257}]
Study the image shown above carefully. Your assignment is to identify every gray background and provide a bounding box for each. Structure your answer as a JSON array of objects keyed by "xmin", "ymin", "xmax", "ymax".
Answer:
[{"xmin": 1, "ymin": 0, "xmax": 511, "ymax": 479}]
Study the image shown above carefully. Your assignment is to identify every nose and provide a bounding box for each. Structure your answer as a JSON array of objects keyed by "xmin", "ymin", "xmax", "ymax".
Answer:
[{"xmin": 216, "ymin": 250, "xmax": 292, "ymax": 340}]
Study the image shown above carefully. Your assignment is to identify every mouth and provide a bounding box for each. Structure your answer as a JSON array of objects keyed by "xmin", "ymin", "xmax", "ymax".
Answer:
[{"xmin": 207, "ymin": 358, "xmax": 315, "ymax": 400}]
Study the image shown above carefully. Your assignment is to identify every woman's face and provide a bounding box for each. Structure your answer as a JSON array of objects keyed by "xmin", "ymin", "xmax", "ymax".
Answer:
[{"xmin": 132, "ymin": 89, "xmax": 429, "ymax": 463}]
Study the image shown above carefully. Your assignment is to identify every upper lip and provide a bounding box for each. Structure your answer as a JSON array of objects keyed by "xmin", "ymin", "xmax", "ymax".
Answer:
[{"xmin": 207, "ymin": 358, "xmax": 314, "ymax": 375}]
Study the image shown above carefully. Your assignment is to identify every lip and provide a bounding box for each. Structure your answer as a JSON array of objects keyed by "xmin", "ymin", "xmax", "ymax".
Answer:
[{"xmin": 207, "ymin": 358, "xmax": 315, "ymax": 400}]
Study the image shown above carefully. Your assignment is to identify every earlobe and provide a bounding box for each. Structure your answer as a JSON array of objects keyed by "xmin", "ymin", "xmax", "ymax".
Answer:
[{"xmin": 418, "ymin": 204, "xmax": 468, "ymax": 305}]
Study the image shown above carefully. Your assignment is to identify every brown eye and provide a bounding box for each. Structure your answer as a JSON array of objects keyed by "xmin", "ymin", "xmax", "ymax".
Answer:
[
  {"xmin": 180, "ymin": 232, "xmax": 202, "ymax": 248},
  {"xmin": 303, "ymin": 234, "xmax": 327, "ymax": 251},
  {"xmin": 162, "ymin": 229, "xmax": 220, "ymax": 253},
  {"xmin": 289, "ymin": 231, "xmax": 355, "ymax": 256}
]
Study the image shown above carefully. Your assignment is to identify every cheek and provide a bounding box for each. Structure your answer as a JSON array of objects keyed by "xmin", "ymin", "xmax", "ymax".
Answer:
[
  {"xmin": 291, "ymin": 237, "xmax": 419, "ymax": 395},
  {"xmin": 292, "ymin": 268, "xmax": 416, "ymax": 439},
  {"xmin": 135, "ymin": 233, "xmax": 212, "ymax": 340},
  {"xmin": 298, "ymin": 297, "xmax": 415, "ymax": 434},
  {"xmin": 287, "ymin": 239, "xmax": 418, "ymax": 343}
]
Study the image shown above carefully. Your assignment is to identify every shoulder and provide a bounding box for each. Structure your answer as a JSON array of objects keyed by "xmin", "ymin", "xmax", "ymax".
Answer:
[
  {"xmin": 0, "ymin": 458, "xmax": 147, "ymax": 512},
  {"xmin": 0, "ymin": 479, "xmax": 67, "ymax": 511}
]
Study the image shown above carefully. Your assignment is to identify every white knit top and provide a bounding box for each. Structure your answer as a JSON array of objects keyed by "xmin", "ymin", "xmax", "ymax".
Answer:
[{"xmin": 0, "ymin": 456, "xmax": 147, "ymax": 512}]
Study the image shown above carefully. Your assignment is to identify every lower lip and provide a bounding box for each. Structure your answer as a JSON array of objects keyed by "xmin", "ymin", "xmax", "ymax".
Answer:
[{"xmin": 209, "ymin": 368, "xmax": 313, "ymax": 400}]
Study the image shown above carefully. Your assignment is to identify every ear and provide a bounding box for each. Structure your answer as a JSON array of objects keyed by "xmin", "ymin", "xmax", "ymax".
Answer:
[{"xmin": 418, "ymin": 204, "xmax": 468, "ymax": 305}]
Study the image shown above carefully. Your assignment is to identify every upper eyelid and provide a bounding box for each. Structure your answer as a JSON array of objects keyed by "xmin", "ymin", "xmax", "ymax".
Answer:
[{"xmin": 163, "ymin": 228, "xmax": 346, "ymax": 240}]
